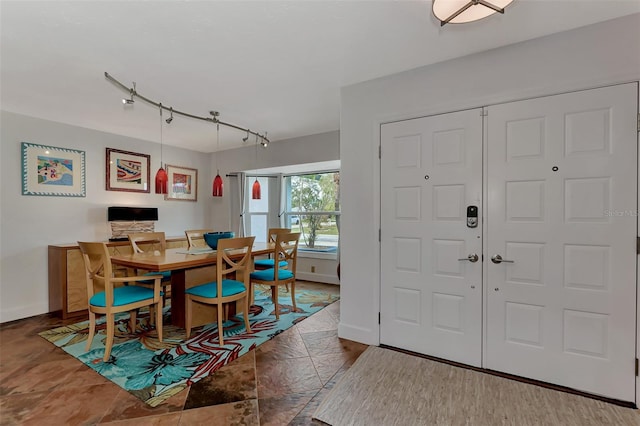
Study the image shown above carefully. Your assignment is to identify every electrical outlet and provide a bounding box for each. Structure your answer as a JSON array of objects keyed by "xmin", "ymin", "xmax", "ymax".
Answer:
[{"xmin": 311, "ymin": 266, "xmax": 316, "ymax": 273}]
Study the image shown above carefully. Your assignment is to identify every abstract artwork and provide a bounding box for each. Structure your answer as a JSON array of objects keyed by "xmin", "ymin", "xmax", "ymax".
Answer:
[
  {"xmin": 166, "ymin": 165, "xmax": 198, "ymax": 201},
  {"xmin": 21, "ymin": 142, "xmax": 85, "ymax": 197},
  {"xmin": 106, "ymin": 148, "xmax": 150, "ymax": 193}
]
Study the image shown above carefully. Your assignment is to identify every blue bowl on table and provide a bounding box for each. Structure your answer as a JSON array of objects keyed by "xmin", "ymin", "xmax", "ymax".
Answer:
[{"xmin": 203, "ymin": 231, "xmax": 235, "ymax": 250}]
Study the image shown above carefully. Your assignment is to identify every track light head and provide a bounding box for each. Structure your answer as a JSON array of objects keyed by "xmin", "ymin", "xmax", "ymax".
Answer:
[
  {"xmin": 165, "ymin": 117, "xmax": 173, "ymax": 124},
  {"xmin": 122, "ymin": 86, "xmax": 135, "ymax": 105},
  {"xmin": 242, "ymin": 130, "xmax": 250, "ymax": 142}
]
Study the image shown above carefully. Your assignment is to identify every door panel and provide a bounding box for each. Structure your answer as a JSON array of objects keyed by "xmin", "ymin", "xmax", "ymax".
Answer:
[
  {"xmin": 380, "ymin": 109, "xmax": 483, "ymax": 367},
  {"xmin": 485, "ymin": 83, "xmax": 638, "ymax": 402}
]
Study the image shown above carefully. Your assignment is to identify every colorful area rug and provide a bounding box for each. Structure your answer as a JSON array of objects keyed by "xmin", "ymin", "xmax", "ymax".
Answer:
[{"xmin": 39, "ymin": 286, "xmax": 338, "ymax": 407}]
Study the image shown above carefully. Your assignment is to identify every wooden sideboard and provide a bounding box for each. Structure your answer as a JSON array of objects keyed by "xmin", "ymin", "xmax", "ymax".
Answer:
[{"xmin": 48, "ymin": 237, "xmax": 187, "ymax": 319}]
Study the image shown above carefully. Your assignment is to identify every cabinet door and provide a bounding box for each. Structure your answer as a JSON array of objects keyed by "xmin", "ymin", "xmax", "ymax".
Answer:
[{"xmin": 66, "ymin": 249, "xmax": 88, "ymax": 314}]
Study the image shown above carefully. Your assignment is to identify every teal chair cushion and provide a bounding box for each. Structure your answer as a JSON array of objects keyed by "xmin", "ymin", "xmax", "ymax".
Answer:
[
  {"xmin": 90, "ymin": 285, "xmax": 156, "ymax": 307},
  {"xmin": 254, "ymin": 259, "xmax": 288, "ymax": 268},
  {"xmin": 141, "ymin": 270, "xmax": 171, "ymax": 283},
  {"xmin": 185, "ymin": 279, "xmax": 246, "ymax": 298},
  {"xmin": 250, "ymin": 268, "xmax": 294, "ymax": 281}
]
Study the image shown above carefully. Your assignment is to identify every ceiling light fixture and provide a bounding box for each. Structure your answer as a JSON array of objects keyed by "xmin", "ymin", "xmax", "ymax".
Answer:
[
  {"xmin": 122, "ymin": 83, "xmax": 136, "ymax": 105},
  {"xmin": 433, "ymin": 0, "xmax": 514, "ymax": 26},
  {"xmin": 212, "ymin": 117, "xmax": 224, "ymax": 197},
  {"xmin": 155, "ymin": 103, "xmax": 168, "ymax": 194},
  {"xmin": 105, "ymin": 72, "xmax": 270, "ymax": 145},
  {"xmin": 165, "ymin": 107, "xmax": 173, "ymax": 124},
  {"xmin": 260, "ymin": 132, "xmax": 269, "ymax": 148},
  {"xmin": 242, "ymin": 130, "xmax": 250, "ymax": 142}
]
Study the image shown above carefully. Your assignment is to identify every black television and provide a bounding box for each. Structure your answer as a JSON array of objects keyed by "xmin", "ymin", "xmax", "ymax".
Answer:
[{"xmin": 108, "ymin": 206, "xmax": 158, "ymax": 222}]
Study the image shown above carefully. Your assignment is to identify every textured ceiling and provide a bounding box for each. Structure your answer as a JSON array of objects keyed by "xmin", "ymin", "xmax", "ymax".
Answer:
[{"xmin": 1, "ymin": 1, "xmax": 639, "ymax": 152}]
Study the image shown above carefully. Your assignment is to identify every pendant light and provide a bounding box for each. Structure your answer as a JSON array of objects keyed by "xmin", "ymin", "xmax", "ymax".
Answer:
[
  {"xmin": 252, "ymin": 134, "xmax": 261, "ymax": 199},
  {"xmin": 154, "ymin": 103, "xmax": 168, "ymax": 194},
  {"xmin": 212, "ymin": 122, "xmax": 223, "ymax": 197}
]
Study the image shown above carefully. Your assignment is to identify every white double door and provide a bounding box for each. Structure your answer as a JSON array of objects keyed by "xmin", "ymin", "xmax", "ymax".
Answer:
[{"xmin": 380, "ymin": 83, "xmax": 638, "ymax": 402}]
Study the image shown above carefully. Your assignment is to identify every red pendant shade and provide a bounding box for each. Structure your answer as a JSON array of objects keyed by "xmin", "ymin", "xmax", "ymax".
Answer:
[
  {"xmin": 212, "ymin": 173, "xmax": 223, "ymax": 197},
  {"xmin": 155, "ymin": 166, "xmax": 168, "ymax": 194},
  {"xmin": 252, "ymin": 178, "xmax": 261, "ymax": 199}
]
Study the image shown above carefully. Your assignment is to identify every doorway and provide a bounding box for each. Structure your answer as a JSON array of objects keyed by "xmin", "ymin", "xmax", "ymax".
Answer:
[{"xmin": 380, "ymin": 83, "xmax": 638, "ymax": 402}]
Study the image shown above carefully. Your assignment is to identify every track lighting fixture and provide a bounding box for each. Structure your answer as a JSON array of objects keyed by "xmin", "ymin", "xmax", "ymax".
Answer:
[
  {"xmin": 105, "ymin": 72, "xmax": 270, "ymax": 146},
  {"xmin": 122, "ymin": 84, "xmax": 136, "ymax": 105}
]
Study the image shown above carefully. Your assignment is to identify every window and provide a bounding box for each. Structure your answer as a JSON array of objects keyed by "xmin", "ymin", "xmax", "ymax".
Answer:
[{"xmin": 284, "ymin": 171, "xmax": 340, "ymax": 253}]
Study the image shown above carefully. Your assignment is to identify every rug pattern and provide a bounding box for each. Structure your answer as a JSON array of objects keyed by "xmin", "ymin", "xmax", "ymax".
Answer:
[{"xmin": 39, "ymin": 287, "xmax": 338, "ymax": 407}]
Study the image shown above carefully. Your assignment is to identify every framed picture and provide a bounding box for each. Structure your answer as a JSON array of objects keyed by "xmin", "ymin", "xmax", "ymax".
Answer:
[
  {"xmin": 106, "ymin": 148, "xmax": 150, "ymax": 193},
  {"xmin": 21, "ymin": 142, "xmax": 86, "ymax": 197},
  {"xmin": 166, "ymin": 165, "xmax": 198, "ymax": 201}
]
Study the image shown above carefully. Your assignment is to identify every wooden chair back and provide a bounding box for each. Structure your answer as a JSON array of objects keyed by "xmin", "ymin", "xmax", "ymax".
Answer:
[
  {"xmin": 78, "ymin": 241, "xmax": 113, "ymax": 301},
  {"xmin": 274, "ymin": 231, "xmax": 300, "ymax": 274},
  {"xmin": 185, "ymin": 229, "xmax": 214, "ymax": 249},
  {"xmin": 128, "ymin": 232, "xmax": 167, "ymax": 254},
  {"xmin": 267, "ymin": 228, "xmax": 291, "ymax": 243},
  {"xmin": 216, "ymin": 236, "xmax": 256, "ymax": 287}
]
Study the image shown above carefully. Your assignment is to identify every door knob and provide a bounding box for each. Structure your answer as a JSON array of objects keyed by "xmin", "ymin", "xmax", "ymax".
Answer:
[
  {"xmin": 458, "ymin": 253, "xmax": 479, "ymax": 263},
  {"xmin": 491, "ymin": 254, "xmax": 514, "ymax": 264}
]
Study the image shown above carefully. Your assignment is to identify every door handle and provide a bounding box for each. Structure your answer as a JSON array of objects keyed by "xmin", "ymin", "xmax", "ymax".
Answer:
[
  {"xmin": 491, "ymin": 254, "xmax": 514, "ymax": 264},
  {"xmin": 458, "ymin": 253, "xmax": 479, "ymax": 263}
]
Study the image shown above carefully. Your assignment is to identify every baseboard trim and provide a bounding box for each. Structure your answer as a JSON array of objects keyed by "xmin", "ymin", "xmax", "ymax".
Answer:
[
  {"xmin": 0, "ymin": 302, "xmax": 49, "ymax": 324},
  {"xmin": 297, "ymin": 271, "xmax": 339, "ymax": 285},
  {"xmin": 338, "ymin": 322, "xmax": 377, "ymax": 345}
]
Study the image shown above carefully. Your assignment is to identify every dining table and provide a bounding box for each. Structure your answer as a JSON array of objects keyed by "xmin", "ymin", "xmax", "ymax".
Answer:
[{"xmin": 110, "ymin": 242, "xmax": 274, "ymax": 328}]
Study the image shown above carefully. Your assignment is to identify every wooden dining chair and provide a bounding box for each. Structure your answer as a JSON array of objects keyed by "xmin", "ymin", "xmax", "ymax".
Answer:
[
  {"xmin": 185, "ymin": 229, "xmax": 215, "ymax": 249},
  {"xmin": 254, "ymin": 228, "xmax": 291, "ymax": 291},
  {"xmin": 249, "ymin": 232, "xmax": 300, "ymax": 320},
  {"xmin": 254, "ymin": 228, "xmax": 290, "ymax": 270},
  {"xmin": 127, "ymin": 232, "xmax": 172, "ymax": 295},
  {"xmin": 185, "ymin": 236, "xmax": 255, "ymax": 344},
  {"xmin": 78, "ymin": 241, "xmax": 163, "ymax": 361}
]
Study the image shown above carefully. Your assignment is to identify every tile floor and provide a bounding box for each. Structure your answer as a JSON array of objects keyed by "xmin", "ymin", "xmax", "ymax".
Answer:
[{"xmin": 0, "ymin": 281, "xmax": 368, "ymax": 425}]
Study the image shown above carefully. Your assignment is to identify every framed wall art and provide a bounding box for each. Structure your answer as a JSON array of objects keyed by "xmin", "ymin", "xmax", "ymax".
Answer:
[
  {"xmin": 106, "ymin": 148, "xmax": 150, "ymax": 193},
  {"xmin": 166, "ymin": 164, "xmax": 198, "ymax": 201},
  {"xmin": 21, "ymin": 142, "xmax": 86, "ymax": 197}
]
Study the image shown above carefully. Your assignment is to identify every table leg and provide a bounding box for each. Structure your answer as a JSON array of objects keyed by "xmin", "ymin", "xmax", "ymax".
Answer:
[{"xmin": 170, "ymin": 269, "xmax": 186, "ymax": 328}]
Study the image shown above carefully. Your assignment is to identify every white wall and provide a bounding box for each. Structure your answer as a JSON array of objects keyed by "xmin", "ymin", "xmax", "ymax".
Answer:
[
  {"xmin": 339, "ymin": 14, "xmax": 640, "ymax": 345},
  {"xmin": 0, "ymin": 111, "xmax": 212, "ymax": 322},
  {"xmin": 213, "ymin": 130, "xmax": 341, "ymax": 284}
]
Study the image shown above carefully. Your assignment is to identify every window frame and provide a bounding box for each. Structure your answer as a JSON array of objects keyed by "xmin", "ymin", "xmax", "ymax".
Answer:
[{"xmin": 282, "ymin": 170, "xmax": 340, "ymax": 257}]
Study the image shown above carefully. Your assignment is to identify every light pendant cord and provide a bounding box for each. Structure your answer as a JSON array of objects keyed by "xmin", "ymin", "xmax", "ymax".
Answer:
[{"xmin": 159, "ymin": 103, "xmax": 163, "ymax": 168}]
